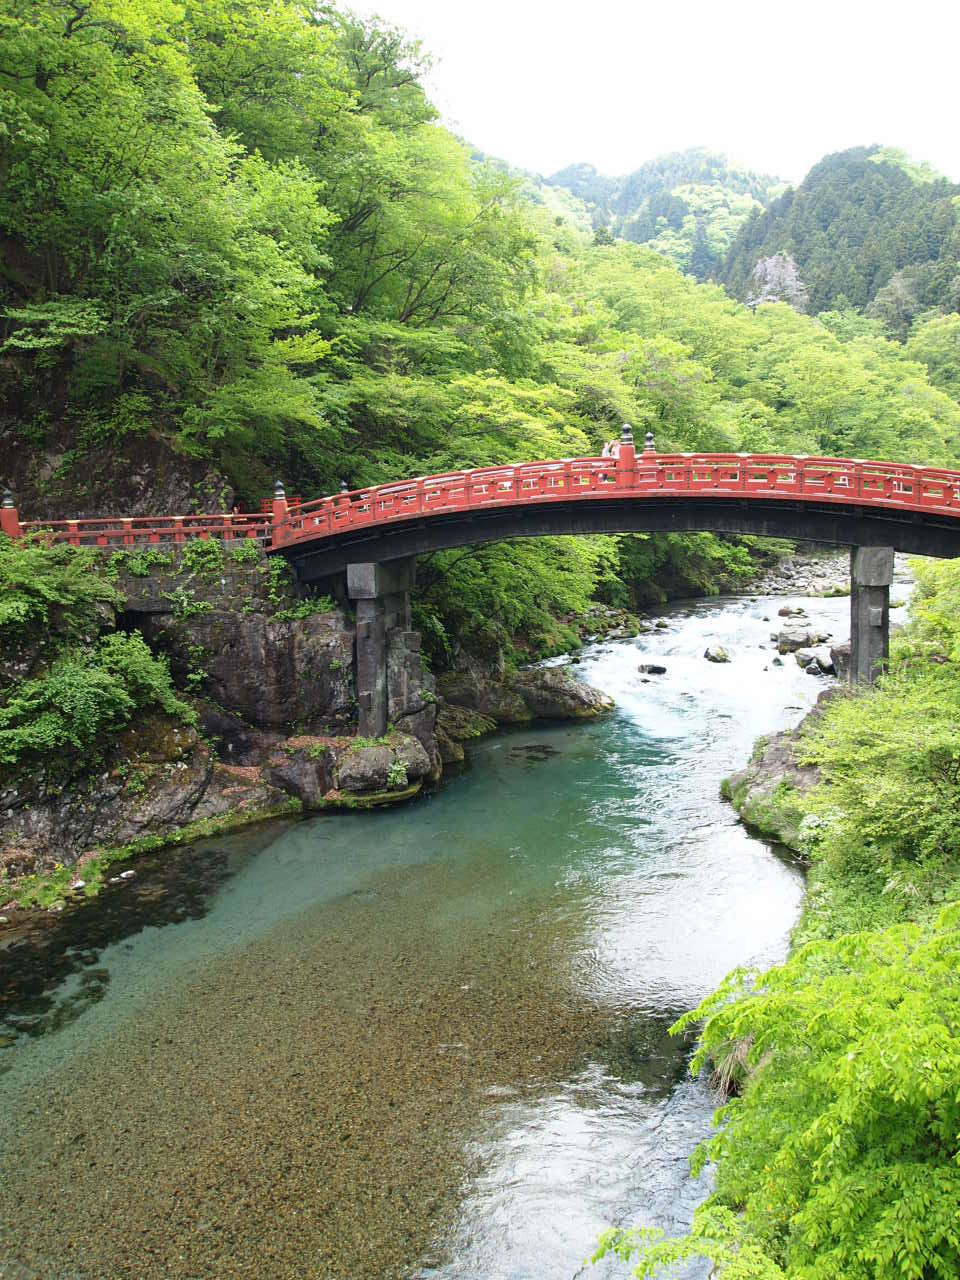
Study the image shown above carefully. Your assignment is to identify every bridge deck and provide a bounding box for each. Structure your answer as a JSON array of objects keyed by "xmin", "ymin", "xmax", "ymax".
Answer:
[{"xmin": 9, "ymin": 453, "xmax": 960, "ymax": 555}]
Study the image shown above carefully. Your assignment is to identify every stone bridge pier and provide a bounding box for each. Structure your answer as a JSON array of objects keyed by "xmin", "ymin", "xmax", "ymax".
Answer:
[
  {"xmin": 849, "ymin": 545, "xmax": 894, "ymax": 685},
  {"xmin": 347, "ymin": 557, "xmax": 418, "ymax": 737}
]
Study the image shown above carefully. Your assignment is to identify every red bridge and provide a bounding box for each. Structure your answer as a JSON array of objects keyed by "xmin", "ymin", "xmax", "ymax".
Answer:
[
  {"xmin": 6, "ymin": 432, "xmax": 960, "ymax": 569},
  {"xmin": 5, "ymin": 428, "xmax": 960, "ymax": 731}
]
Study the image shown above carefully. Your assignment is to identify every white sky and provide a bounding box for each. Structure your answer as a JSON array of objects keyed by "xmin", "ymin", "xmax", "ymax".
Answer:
[{"xmin": 352, "ymin": 0, "xmax": 960, "ymax": 184}]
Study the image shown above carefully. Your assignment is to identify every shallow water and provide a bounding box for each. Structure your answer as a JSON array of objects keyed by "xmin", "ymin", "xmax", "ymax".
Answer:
[{"xmin": 0, "ymin": 589, "xmax": 860, "ymax": 1279}]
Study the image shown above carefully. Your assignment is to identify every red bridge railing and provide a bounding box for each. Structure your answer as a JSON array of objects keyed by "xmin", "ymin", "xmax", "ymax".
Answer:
[
  {"xmin": 13, "ymin": 512, "xmax": 272, "ymax": 547},
  {"xmin": 5, "ymin": 448, "xmax": 960, "ymax": 551},
  {"xmin": 271, "ymin": 452, "xmax": 960, "ymax": 548}
]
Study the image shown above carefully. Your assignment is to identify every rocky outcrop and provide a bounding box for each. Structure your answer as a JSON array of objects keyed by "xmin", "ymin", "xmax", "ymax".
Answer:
[
  {"xmin": 3, "ymin": 424, "xmax": 235, "ymax": 521},
  {"xmin": 263, "ymin": 732, "xmax": 433, "ymax": 811},
  {"xmin": 434, "ymin": 704, "xmax": 498, "ymax": 764},
  {"xmin": 125, "ymin": 561, "xmax": 355, "ymax": 734},
  {"xmin": 438, "ymin": 665, "xmax": 614, "ymax": 726},
  {"xmin": 750, "ymin": 548, "xmax": 851, "ymax": 597},
  {"xmin": 0, "ymin": 716, "xmax": 293, "ymax": 878},
  {"xmin": 509, "ymin": 668, "xmax": 614, "ymax": 719},
  {"xmin": 722, "ymin": 691, "xmax": 839, "ymax": 849}
]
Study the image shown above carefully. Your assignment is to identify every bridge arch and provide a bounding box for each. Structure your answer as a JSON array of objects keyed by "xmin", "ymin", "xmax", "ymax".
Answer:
[{"xmin": 279, "ymin": 493, "xmax": 960, "ymax": 582}]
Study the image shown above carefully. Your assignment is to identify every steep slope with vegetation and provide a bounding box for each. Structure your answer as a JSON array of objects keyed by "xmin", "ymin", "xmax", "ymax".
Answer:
[
  {"xmin": 718, "ymin": 146, "xmax": 960, "ymax": 326},
  {"xmin": 546, "ymin": 148, "xmax": 784, "ymax": 278}
]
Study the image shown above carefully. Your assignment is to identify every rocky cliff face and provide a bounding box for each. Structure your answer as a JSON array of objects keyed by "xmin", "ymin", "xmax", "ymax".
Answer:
[{"xmin": 2, "ymin": 547, "xmax": 617, "ymax": 887}]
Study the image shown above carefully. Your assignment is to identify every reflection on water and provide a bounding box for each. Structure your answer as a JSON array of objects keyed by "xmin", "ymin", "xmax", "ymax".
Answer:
[{"xmin": 0, "ymin": 591, "xmax": 842, "ymax": 1279}]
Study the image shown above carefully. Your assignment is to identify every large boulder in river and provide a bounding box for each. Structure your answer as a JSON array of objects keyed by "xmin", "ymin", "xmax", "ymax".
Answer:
[
  {"xmin": 776, "ymin": 626, "xmax": 830, "ymax": 654},
  {"xmin": 438, "ymin": 666, "xmax": 613, "ymax": 726},
  {"xmin": 437, "ymin": 671, "xmax": 531, "ymax": 723},
  {"xmin": 509, "ymin": 668, "xmax": 614, "ymax": 719},
  {"xmin": 794, "ymin": 646, "xmax": 835, "ymax": 675},
  {"xmin": 334, "ymin": 734, "xmax": 431, "ymax": 794}
]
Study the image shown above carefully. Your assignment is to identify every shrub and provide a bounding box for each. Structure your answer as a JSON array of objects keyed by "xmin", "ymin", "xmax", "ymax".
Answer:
[
  {"xmin": 0, "ymin": 534, "xmax": 120, "ymax": 650},
  {"xmin": 178, "ymin": 537, "xmax": 224, "ymax": 577},
  {"xmin": 0, "ymin": 631, "xmax": 194, "ymax": 768},
  {"xmin": 230, "ymin": 538, "xmax": 262, "ymax": 565},
  {"xmin": 387, "ymin": 757, "xmax": 408, "ymax": 788}
]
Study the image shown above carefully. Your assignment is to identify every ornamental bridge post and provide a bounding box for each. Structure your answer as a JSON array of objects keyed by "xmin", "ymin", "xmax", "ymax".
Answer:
[{"xmin": 1, "ymin": 489, "xmax": 21, "ymax": 539}]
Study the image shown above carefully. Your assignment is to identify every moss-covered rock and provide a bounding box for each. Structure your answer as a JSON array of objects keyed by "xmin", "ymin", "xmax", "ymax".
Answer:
[{"xmin": 722, "ymin": 694, "xmax": 839, "ymax": 849}]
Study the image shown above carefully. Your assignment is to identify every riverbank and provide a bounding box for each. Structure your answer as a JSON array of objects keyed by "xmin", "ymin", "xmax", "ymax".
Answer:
[{"xmin": 602, "ymin": 552, "xmax": 960, "ymax": 1278}]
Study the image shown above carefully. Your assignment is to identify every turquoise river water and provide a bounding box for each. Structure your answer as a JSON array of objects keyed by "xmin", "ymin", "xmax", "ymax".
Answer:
[{"xmin": 0, "ymin": 589, "xmax": 859, "ymax": 1280}]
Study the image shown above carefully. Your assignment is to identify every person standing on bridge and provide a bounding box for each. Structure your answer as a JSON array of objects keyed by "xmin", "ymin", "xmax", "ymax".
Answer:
[{"xmin": 600, "ymin": 438, "xmax": 620, "ymax": 482}]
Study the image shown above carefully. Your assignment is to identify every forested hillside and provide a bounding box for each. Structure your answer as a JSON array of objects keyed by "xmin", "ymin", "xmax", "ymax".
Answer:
[
  {"xmin": 718, "ymin": 147, "xmax": 960, "ymax": 325},
  {"xmin": 4, "ymin": 3, "xmax": 960, "ymax": 662},
  {"xmin": 546, "ymin": 148, "xmax": 783, "ymax": 279}
]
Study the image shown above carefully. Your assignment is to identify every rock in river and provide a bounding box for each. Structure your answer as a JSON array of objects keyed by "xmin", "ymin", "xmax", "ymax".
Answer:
[{"xmin": 776, "ymin": 627, "xmax": 830, "ymax": 654}]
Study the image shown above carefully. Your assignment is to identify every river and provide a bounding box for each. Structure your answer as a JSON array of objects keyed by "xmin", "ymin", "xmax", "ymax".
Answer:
[{"xmin": 0, "ymin": 589, "xmax": 856, "ymax": 1280}]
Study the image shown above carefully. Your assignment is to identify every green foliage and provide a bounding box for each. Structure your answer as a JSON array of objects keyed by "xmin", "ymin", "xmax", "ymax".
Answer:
[
  {"xmin": 386, "ymin": 757, "xmax": 408, "ymax": 788},
  {"xmin": 230, "ymin": 539, "xmax": 264, "ymax": 566},
  {"xmin": 0, "ymin": 631, "xmax": 193, "ymax": 768},
  {"xmin": 546, "ymin": 149, "xmax": 782, "ymax": 279},
  {"xmin": 0, "ymin": 535, "xmax": 120, "ymax": 649},
  {"xmin": 160, "ymin": 586, "xmax": 213, "ymax": 620},
  {"xmin": 593, "ymin": 1206, "xmax": 785, "ymax": 1278},
  {"xmin": 108, "ymin": 548, "xmax": 175, "ymax": 578},
  {"xmin": 788, "ymin": 560, "xmax": 960, "ymax": 884},
  {"xmin": 416, "ymin": 536, "xmax": 618, "ymax": 666},
  {"xmin": 177, "ymin": 538, "xmax": 224, "ymax": 578},
  {"xmin": 272, "ymin": 594, "xmax": 336, "ymax": 621},
  {"xmin": 655, "ymin": 907, "xmax": 960, "ymax": 1280},
  {"xmin": 905, "ymin": 314, "xmax": 960, "ymax": 404},
  {"xmin": 797, "ymin": 666, "xmax": 960, "ymax": 872}
]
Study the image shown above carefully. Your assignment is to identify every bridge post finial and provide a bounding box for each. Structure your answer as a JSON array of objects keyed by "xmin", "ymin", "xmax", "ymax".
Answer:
[
  {"xmin": 271, "ymin": 479, "xmax": 289, "ymax": 547},
  {"xmin": 0, "ymin": 488, "xmax": 21, "ymax": 539},
  {"xmin": 616, "ymin": 424, "xmax": 636, "ymax": 488},
  {"xmin": 643, "ymin": 431, "xmax": 656, "ymax": 454}
]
